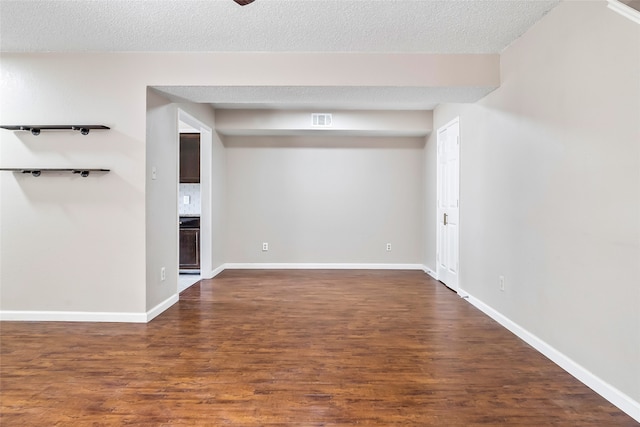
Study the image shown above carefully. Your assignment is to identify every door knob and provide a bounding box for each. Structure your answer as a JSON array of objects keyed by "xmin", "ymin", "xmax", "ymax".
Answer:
[{"xmin": 444, "ymin": 213, "xmax": 448, "ymax": 226}]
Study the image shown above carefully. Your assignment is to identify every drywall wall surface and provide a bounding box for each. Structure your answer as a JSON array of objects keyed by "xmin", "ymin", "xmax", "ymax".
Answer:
[
  {"xmin": 145, "ymin": 89, "xmax": 179, "ymax": 310},
  {"xmin": 0, "ymin": 54, "xmax": 148, "ymax": 314},
  {"xmin": 423, "ymin": 133, "xmax": 438, "ymax": 272},
  {"xmin": 149, "ymin": 53, "xmax": 499, "ymax": 88},
  {"xmin": 145, "ymin": 94, "xmax": 223, "ymax": 310},
  {"xmin": 433, "ymin": 1, "xmax": 639, "ymax": 401},
  {"xmin": 225, "ymin": 136, "xmax": 424, "ymax": 264},
  {"xmin": 209, "ymin": 127, "xmax": 227, "ymax": 275},
  {"xmin": 216, "ymin": 109, "xmax": 433, "ymax": 137},
  {"xmin": 0, "ymin": 51, "xmax": 462, "ymax": 318}
]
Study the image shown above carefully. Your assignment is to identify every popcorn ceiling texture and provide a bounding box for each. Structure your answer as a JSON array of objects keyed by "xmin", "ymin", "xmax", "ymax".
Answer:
[
  {"xmin": 0, "ymin": 1, "xmax": 559, "ymax": 53},
  {"xmin": 0, "ymin": 1, "xmax": 558, "ymax": 111}
]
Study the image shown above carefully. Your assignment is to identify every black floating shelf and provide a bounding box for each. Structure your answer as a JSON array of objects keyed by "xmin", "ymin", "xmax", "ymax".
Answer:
[
  {"xmin": 1, "ymin": 125, "xmax": 110, "ymax": 136},
  {"xmin": 0, "ymin": 168, "xmax": 110, "ymax": 177}
]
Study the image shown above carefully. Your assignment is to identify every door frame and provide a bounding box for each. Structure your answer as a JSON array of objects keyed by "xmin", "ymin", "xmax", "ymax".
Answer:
[
  {"xmin": 435, "ymin": 116, "xmax": 462, "ymax": 294},
  {"xmin": 177, "ymin": 109, "xmax": 213, "ymax": 281}
]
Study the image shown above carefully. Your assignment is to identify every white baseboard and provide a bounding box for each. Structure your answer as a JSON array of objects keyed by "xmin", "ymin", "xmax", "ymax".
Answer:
[
  {"xmin": 0, "ymin": 309, "xmax": 148, "ymax": 323},
  {"xmin": 201, "ymin": 264, "xmax": 226, "ymax": 279},
  {"xmin": 224, "ymin": 263, "xmax": 425, "ymax": 270},
  {"xmin": 0, "ymin": 265, "xmax": 422, "ymax": 324},
  {"xmin": 607, "ymin": 0, "xmax": 640, "ymax": 24},
  {"xmin": 466, "ymin": 294, "xmax": 640, "ymax": 423},
  {"xmin": 0, "ymin": 294, "xmax": 179, "ymax": 324},
  {"xmin": 145, "ymin": 294, "xmax": 179, "ymax": 322},
  {"xmin": 423, "ymin": 266, "xmax": 438, "ymax": 280}
]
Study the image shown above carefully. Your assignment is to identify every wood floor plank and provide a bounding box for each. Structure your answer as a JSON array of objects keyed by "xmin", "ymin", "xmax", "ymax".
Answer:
[{"xmin": 1, "ymin": 270, "xmax": 636, "ymax": 425}]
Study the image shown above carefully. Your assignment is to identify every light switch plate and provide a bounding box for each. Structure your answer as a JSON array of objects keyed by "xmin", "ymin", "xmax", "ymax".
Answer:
[{"xmin": 183, "ymin": 195, "xmax": 190, "ymax": 204}]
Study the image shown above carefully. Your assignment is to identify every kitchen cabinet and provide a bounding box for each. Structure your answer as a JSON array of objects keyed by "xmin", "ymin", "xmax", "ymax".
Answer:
[
  {"xmin": 180, "ymin": 133, "xmax": 200, "ymax": 183},
  {"xmin": 180, "ymin": 229, "xmax": 200, "ymax": 269},
  {"xmin": 179, "ymin": 217, "xmax": 200, "ymax": 270}
]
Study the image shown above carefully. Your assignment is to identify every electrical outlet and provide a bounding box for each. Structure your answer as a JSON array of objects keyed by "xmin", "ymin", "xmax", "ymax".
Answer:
[
  {"xmin": 499, "ymin": 275, "xmax": 505, "ymax": 291},
  {"xmin": 262, "ymin": 242, "xmax": 269, "ymax": 251},
  {"xmin": 161, "ymin": 267, "xmax": 166, "ymax": 281},
  {"xmin": 386, "ymin": 243, "xmax": 392, "ymax": 251},
  {"xmin": 152, "ymin": 166, "xmax": 157, "ymax": 180}
]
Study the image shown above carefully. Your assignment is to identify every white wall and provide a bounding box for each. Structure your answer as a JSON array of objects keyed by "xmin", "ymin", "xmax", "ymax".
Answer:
[
  {"xmin": 423, "ymin": 135, "xmax": 438, "ymax": 272},
  {"xmin": 225, "ymin": 136, "xmax": 424, "ymax": 265},
  {"xmin": 216, "ymin": 109, "xmax": 432, "ymax": 137},
  {"xmin": 426, "ymin": 0, "xmax": 639, "ymax": 404},
  {"xmin": 0, "ymin": 54, "xmax": 148, "ymax": 316},
  {"xmin": 1, "ymin": 52, "xmax": 468, "ymax": 318},
  {"xmin": 145, "ymin": 94, "xmax": 224, "ymax": 311}
]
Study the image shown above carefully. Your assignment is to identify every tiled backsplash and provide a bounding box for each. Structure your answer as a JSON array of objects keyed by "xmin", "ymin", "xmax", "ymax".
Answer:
[{"xmin": 179, "ymin": 184, "xmax": 201, "ymax": 215}]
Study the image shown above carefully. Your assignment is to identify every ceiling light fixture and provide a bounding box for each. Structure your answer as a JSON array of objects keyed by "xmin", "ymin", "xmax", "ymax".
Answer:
[{"xmin": 233, "ymin": 0, "xmax": 256, "ymax": 5}]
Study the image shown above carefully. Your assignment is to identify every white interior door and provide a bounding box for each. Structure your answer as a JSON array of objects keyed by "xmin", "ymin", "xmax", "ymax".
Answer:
[{"xmin": 436, "ymin": 118, "xmax": 460, "ymax": 291}]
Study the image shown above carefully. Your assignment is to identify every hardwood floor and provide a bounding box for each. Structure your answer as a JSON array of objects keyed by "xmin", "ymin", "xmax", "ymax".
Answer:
[{"xmin": 1, "ymin": 270, "xmax": 636, "ymax": 426}]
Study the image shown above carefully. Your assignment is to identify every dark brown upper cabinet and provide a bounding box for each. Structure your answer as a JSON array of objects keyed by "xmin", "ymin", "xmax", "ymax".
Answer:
[{"xmin": 180, "ymin": 133, "xmax": 200, "ymax": 183}]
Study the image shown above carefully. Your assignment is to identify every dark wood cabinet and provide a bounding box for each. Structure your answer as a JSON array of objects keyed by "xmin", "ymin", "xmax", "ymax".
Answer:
[
  {"xmin": 179, "ymin": 228, "xmax": 200, "ymax": 270},
  {"xmin": 180, "ymin": 133, "xmax": 200, "ymax": 183}
]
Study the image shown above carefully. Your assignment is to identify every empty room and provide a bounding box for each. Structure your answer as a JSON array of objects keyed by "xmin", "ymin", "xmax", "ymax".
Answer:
[{"xmin": 1, "ymin": 0, "xmax": 638, "ymax": 425}]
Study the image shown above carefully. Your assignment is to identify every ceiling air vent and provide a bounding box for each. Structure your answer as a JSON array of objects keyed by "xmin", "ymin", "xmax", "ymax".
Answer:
[{"xmin": 311, "ymin": 113, "xmax": 332, "ymax": 127}]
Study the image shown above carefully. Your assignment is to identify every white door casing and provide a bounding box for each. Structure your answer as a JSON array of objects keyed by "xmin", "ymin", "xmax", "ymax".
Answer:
[
  {"xmin": 177, "ymin": 109, "xmax": 213, "ymax": 281},
  {"xmin": 436, "ymin": 117, "xmax": 460, "ymax": 291}
]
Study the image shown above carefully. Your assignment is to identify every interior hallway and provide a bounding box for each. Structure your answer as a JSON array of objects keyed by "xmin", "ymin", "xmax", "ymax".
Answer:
[
  {"xmin": 0, "ymin": 270, "xmax": 635, "ymax": 426},
  {"xmin": 178, "ymin": 273, "xmax": 201, "ymax": 293}
]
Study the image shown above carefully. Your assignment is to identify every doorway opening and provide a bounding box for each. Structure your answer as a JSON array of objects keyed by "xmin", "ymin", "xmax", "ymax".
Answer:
[{"xmin": 177, "ymin": 109, "xmax": 213, "ymax": 293}]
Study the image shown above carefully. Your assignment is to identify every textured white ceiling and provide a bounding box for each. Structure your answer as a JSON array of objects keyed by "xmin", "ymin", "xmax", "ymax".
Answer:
[
  {"xmin": 0, "ymin": 0, "xmax": 559, "ymax": 53},
  {"xmin": 0, "ymin": 0, "xmax": 560, "ymax": 111}
]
